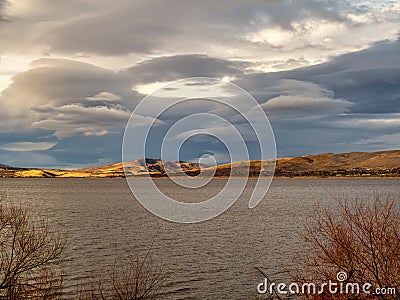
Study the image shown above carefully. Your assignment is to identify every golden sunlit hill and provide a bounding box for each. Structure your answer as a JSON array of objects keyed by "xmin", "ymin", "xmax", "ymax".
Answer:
[{"xmin": 1, "ymin": 150, "xmax": 399, "ymax": 178}]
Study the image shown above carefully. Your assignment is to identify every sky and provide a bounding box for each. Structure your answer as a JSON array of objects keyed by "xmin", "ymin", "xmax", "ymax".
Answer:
[{"xmin": 0, "ymin": 0, "xmax": 399, "ymax": 168}]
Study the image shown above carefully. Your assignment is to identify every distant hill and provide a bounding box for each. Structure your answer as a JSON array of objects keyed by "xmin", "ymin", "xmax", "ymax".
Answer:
[
  {"xmin": 77, "ymin": 159, "xmax": 206, "ymax": 177},
  {"xmin": 274, "ymin": 150, "xmax": 400, "ymax": 177},
  {"xmin": 1, "ymin": 150, "xmax": 399, "ymax": 178},
  {"xmin": 0, "ymin": 159, "xmax": 206, "ymax": 178}
]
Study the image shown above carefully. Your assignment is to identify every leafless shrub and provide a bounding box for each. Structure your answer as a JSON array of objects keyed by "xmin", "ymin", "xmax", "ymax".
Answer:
[
  {"xmin": 77, "ymin": 250, "xmax": 165, "ymax": 300},
  {"xmin": 0, "ymin": 203, "xmax": 64, "ymax": 299},
  {"xmin": 0, "ymin": 200, "xmax": 165, "ymax": 300},
  {"xmin": 293, "ymin": 195, "xmax": 400, "ymax": 299}
]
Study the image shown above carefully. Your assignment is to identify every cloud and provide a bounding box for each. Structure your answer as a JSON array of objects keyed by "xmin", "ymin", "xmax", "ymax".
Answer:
[
  {"xmin": 233, "ymin": 39, "xmax": 400, "ymax": 157},
  {"xmin": 31, "ymin": 104, "xmax": 132, "ymax": 137},
  {"xmin": 0, "ymin": 0, "xmax": 398, "ymax": 70},
  {"xmin": 86, "ymin": 91, "xmax": 122, "ymax": 102},
  {"xmin": 0, "ymin": 2, "xmax": 399, "ymax": 166},
  {"xmin": 261, "ymin": 80, "xmax": 352, "ymax": 118},
  {"xmin": 324, "ymin": 113, "xmax": 400, "ymax": 130},
  {"xmin": 244, "ymin": 3, "xmax": 400, "ymax": 56},
  {"xmin": 354, "ymin": 133, "xmax": 400, "ymax": 151},
  {"xmin": 0, "ymin": 0, "xmax": 9, "ymax": 21},
  {"xmin": 0, "ymin": 58, "xmax": 142, "ymax": 133},
  {"xmin": 0, "ymin": 141, "xmax": 56, "ymax": 152},
  {"xmin": 0, "ymin": 59, "xmax": 135, "ymax": 117},
  {"xmin": 0, "ymin": 54, "xmax": 256, "ymax": 166},
  {"xmin": 0, "ymin": 59, "xmax": 140, "ymax": 166},
  {"xmin": 237, "ymin": 39, "xmax": 400, "ymax": 114},
  {"xmin": 291, "ymin": 40, "xmax": 400, "ymax": 114},
  {"xmin": 37, "ymin": 133, "xmax": 125, "ymax": 167},
  {"xmin": 127, "ymin": 54, "xmax": 250, "ymax": 85}
]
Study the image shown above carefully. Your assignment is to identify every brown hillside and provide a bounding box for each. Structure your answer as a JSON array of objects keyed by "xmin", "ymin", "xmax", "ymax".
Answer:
[{"xmin": 1, "ymin": 150, "xmax": 399, "ymax": 178}]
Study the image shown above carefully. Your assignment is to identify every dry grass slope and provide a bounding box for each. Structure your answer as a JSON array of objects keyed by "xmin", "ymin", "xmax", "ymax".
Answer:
[{"xmin": 1, "ymin": 150, "xmax": 399, "ymax": 178}]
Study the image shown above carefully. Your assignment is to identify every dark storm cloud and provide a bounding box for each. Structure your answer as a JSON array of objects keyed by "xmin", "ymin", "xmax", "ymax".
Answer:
[
  {"xmin": 43, "ymin": 133, "xmax": 123, "ymax": 166},
  {"xmin": 126, "ymin": 54, "xmax": 250, "ymax": 84},
  {"xmin": 260, "ymin": 80, "xmax": 352, "ymax": 118},
  {"xmin": 31, "ymin": 104, "xmax": 132, "ymax": 137},
  {"xmin": 1, "ymin": 32, "xmax": 400, "ymax": 166},
  {"xmin": 48, "ymin": 0, "xmax": 256, "ymax": 54},
  {"xmin": 2, "ymin": 58, "xmax": 134, "ymax": 106},
  {"xmin": 0, "ymin": 0, "xmax": 358, "ymax": 56},
  {"xmin": 288, "ymin": 40, "xmax": 400, "ymax": 114},
  {"xmin": 0, "ymin": 58, "xmax": 143, "ymax": 168},
  {"xmin": 0, "ymin": 132, "xmax": 123, "ymax": 168},
  {"xmin": 232, "ymin": 39, "xmax": 400, "ymax": 157},
  {"xmin": 271, "ymin": 113, "xmax": 400, "ymax": 158},
  {"xmin": 238, "ymin": 39, "xmax": 400, "ymax": 114},
  {"xmin": 0, "ymin": 58, "xmax": 141, "ymax": 129},
  {"xmin": 0, "ymin": 54, "xmax": 253, "ymax": 166},
  {"xmin": 0, "ymin": 54, "xmax": 249, "ymax": 134},
  {"xmin": 0, "ymin": 129, "xmax": 57, "ymax": 153}
]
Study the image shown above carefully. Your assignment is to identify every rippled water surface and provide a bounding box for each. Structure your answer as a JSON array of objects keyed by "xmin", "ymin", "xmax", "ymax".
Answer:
[{"xmin": 0, "ymin": 178, "xmax": 399, "ymax": 299}]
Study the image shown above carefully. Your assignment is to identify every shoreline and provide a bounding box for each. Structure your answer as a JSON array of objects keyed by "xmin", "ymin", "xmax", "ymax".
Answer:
[{"xmin": 2, "ymin": 175, "xmax": 400, "ymax": 179}]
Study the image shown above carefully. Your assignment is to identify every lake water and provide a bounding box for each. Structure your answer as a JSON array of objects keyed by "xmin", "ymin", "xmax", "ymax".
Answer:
[{"xmin": 0, "ymin": 178, "xmax": 399, "ymax": 299}]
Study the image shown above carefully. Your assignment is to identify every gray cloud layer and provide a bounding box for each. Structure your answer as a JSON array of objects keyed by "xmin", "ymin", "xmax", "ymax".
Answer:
[
  {"xmin": 235, "ymin": 39, "xmax": 400, "ymax": 157},
  {"xmin": 1, "ymin": 39, "xmax": 399, "ymax": 166},
  {"xmin": 0, "ymin": 0, "xmax": 343, "ymax": 54},
  {"xmin": 1, "ymin": 0, "xmax": 398, "ymax": 67},
  {"xmin": 0, "ymin": 1, "xmax": 399, "ymax": 167},
  {"xmin": 126, "ymin": 55, "xmax": 250, "ymax": 84}
]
